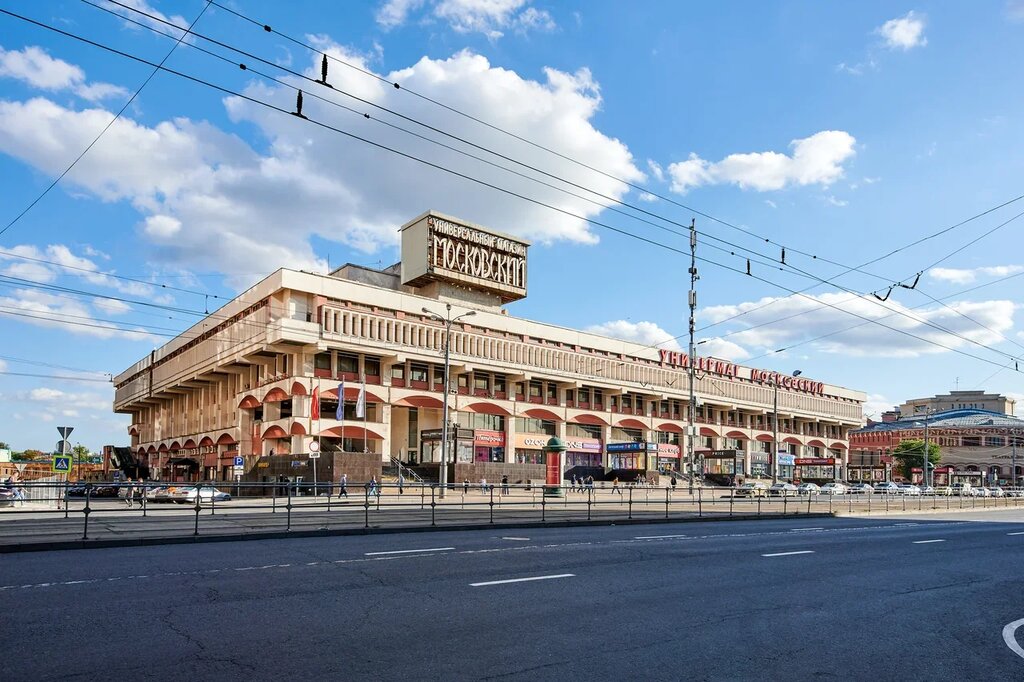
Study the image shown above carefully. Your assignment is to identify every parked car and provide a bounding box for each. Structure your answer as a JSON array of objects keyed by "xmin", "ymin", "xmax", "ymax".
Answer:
[
  {"xmin": 897, "ymin": 484, "xmax": 921, "ymax": 496},
  {"xmin": 971, "ymin": 487, "xmax": 990, "ymax": 498},
  {"xmin": 848, "ymin": 483, "xmax": 874, "ymax": 495},
  {"xmin": 797, "ymin": 483, "xmax": 821, "ymax": 496},
  {"xmin": 987, "ymin": 487, "xmax": 1005, "ymax": 498},
  {"xmin": 145, "ymin": 486, "xmax": 173, "ymax": 502},
  {"xmin": 1006, "ymin": 489, "xmax": 1024, "ymax": 498},
  {"xmin": 769, "ymin": 483, "xmax": 798, "ymax": 497},
  {"xmin": 934, "ymin": 486, "xmax": 953, "ymax": 496},
  {"xmin": 951, "ymin": 483, "xmax": 973, "ymax": 496},
  {"xmin": 180, "ymin": 485, "xmax": 231, "ymax": 503},
  {"xmin": 874, "ymin": 482, "xmax": 901, "ymax": 495},
  {"xmin": 918, "ymin": 486, "xmax": 935, "ymax": 496},
  {"xmin": 820, "ymin": 482, "xmax": 847, "ymax": 495},
  {"xmin": 735, "ymin": 482, "xmax": 769, "ymax": 497}
]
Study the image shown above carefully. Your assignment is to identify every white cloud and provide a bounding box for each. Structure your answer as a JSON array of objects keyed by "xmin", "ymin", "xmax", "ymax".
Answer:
[
  {"xmin": 698, "ymin": 337, "xmax": 750, "ymax": 362},
  {"xmin": 863, "ymin": 393, "xmax": 893, "ymax": 421},
  {"xmin": 586, "ymin": 320, "xmax": 681, "ymax": 351},
  {"xmin": 25, "ymin": 387, "xmax": 110, "ymax": 411},
  {"xmin": 0, "ymin": 49, "xmax": 641, "ymax": 281},
  {"xmin": 876, "ymin": 11, "xmax": 928, "ymax": 51},
  {"xmin": 928, "ymin": 265, "xmax": 1024, "ymax": 285},
  {"xmin": 764, "ymin": 199, "xmax": 777, "ymax": 209},
  {"xmin": 0, "ymin": 288, "xmax": 159, "ymax": 341},
  {"xmin": 0, "ymin": 359, "xmax": 6, "ymax": 372},
  {"xmin": 94, "ymin": 298, "xmax": 132, "ymax": 315},
  {"xmin": 377, "ymin": 0, "xmax": 555, "ymax": 38},
  {"xmin": 701, "ymin": 292, "xmax": 1016, "ymax": 358},
  {"xmin": 667, "ymin": 131, "xmax": 856, "ymax": 194},
  {"xmin": 0, "ymin": 243, "xmax": 166, "ymax": 298},
  {"xmin": 0, "ymin": 45, "xmax": 127, "ymax": 101},
  {"xmin": 101, "ymin": 0, "xmax": 191, "ymax": 40},
  {"xmin": 637, "ymin": 192, "xmax": 658, "ymax": 202},
  {"xmin": 376, "ymin": 0, "xmax": 427, "ymax": 28},
  {"xmin": 825, "ymin": 194, "xmax": 848, "ymax": 207},
  {"xmin": 646, "ymin": 159, "xmax": 664, "ymax": 182},
  {"xmin": 1009, "ymin": 1, "xmax": 1024, "ymax": 22}
]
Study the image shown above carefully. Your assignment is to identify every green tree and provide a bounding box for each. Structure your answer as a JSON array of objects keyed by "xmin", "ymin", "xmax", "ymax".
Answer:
[
  {"xmin": 893, "ymin": 439, "xmax": 941, "ymax": 481},
  {"xmin": 0, "ymin": 441, "xmax": 10, "ymax": 450},
  {"xmin": 71, "ymin": 443, "xmax": 90, "ymax": 463}
]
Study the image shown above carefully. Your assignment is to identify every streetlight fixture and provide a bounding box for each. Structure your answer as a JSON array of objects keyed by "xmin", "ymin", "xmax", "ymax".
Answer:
[
  {"xmin": 772, "ymin": 369, "xmax": 801, "ymax": 484},
  {"xmin": 422, "ymin": 303, "xmax": 476, "ymax": 498}
]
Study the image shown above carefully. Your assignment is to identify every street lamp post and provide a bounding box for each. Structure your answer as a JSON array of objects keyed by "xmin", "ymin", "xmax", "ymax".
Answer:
[
  {"xmin": 422, "ymin": 303, "xmax": 476, "ymax": 499},
  {"xmin": 915, "ymin": 406, "xmax": 934, "ymax": 487},
  {"xmin": 771, "ymin": 370, "xmax": 801, "ymax": 484}
]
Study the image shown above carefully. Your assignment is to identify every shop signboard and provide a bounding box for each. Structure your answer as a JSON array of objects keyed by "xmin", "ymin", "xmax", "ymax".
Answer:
[
  {"xmin": 777, "ymin": 454, "xmax": 796, "ymax": 466},
  {"xmin": 420, "ymin": 428, "xmax": 475, "ymax": 442},
  {"xmin": 515, "ymin": 434, "xmax": 601, "ymax": 451},
  {"xmin": 794, "ymin": 457, "xmax": 835, "ymax": 466},
  {"xmin": 607, "ymin": 441, "xmax": 657, "ymax": 453},
  {"xmin": 656, "ymin": 443, "xmax": 681, "ymax": 457}
]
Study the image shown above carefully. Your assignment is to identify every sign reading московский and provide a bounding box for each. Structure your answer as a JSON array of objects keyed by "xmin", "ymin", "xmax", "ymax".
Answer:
[{"xmin": 659, "ymin": 349, "xmax": 825, "ymax": 395}]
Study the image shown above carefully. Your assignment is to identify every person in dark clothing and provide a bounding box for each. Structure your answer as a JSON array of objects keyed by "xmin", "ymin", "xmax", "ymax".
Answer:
[{"xmin": 501, "ymin": 475, "xmax": 510, "ymax": 495}]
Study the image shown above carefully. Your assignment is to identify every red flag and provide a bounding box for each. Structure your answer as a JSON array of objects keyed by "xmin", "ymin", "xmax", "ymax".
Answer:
[{"xmin": 311, "ymin": 386, "xmax": 320, "ymax": 421}]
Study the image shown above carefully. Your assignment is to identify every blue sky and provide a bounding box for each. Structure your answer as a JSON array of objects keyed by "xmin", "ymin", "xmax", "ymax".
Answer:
[{"xmin": 1, "ymin": 0, "xmax": 1023, "ymax": 451}]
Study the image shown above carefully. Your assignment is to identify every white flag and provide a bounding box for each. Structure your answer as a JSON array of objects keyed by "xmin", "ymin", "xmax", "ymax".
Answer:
[{"xmin": 356, "ymin": 382, "xmax": 366, "ymax": 419}]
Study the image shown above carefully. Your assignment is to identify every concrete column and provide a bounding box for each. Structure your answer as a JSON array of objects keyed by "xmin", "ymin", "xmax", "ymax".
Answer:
[
  {"xmin": 601, "ymin": 423, "xmax": 613, "ymax": 468},
  {"xmin": 505, "ymin": 411, "xmax": 517, "ymax": 463}
]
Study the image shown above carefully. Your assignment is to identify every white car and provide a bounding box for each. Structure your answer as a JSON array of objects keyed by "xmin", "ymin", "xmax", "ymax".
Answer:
[
  {"xmin": 848, "ymin": 483, "xmax": 874, "ymax": 495},
  {"xmin": 820, "ymin": 482, "xmax": 847, "ymax": 495},
  {"xmin": 769, "ymin": 483, "xmax": 798, "ymax": 497},
  {"xmin": 164, "ymin": 485, "xmax": 232, "ymax": 503},
  {"xmin": 971, "ymin": 487, "xmax": 990, "ymax": 498},
  {"xmin": 797, "ymin": 483, "xmax": 821, "ymax": 496},
  {"xmin": 874, "ymin": 482, "xmax": 901, "ymax": 495},
  {"xmin": 934, "ymin": 486, "xmax": 953, "ymax": 496},
  {"xmin": 897, "ymin": 484, "xmax": 921, "ymax": 496},
  {"xmin": 987, "ymin": 487, "xmax": 1005, "ymax": 498},
  {"xmin": 918, "ymin": 486, "xmax": 935, "ymax": 496}
]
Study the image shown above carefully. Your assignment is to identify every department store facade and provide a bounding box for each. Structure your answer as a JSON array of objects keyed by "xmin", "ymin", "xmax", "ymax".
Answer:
[{"xmin": 113, "ymin": 211, "xmax": 865, "ymax": 482}]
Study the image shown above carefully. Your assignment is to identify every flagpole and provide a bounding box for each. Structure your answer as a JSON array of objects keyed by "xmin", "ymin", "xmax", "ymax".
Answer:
[
  {"xmin": 362, "ymin": 372, "xmax": 368, "ymax": 453},
  {"xmin": 314, "ymin": 376, "xmax": 320, "ymax": 495}
]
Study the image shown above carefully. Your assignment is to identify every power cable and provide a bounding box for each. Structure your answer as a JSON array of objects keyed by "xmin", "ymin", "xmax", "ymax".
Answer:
[
  {"xmin": 0, "ymin": 370, "xmax": 113, "ymax": 383},
  {"xmin": 4, "ymin": 9, "xmax": 1020, "ymax": 375},
  {"xmin": 0, "ymin": 1, "xmax": 211, "ymax": 239},
  {"xmin": 208, "ymin": 0, "xmax": 1024, "ymax": 283}
]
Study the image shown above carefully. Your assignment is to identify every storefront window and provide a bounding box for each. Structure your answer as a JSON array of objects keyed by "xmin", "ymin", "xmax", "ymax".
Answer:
[
  {"xmin": 515, "ymin": 417, "xmax": 555, "ymax": 435},
  {"xmin": 567, "ymin": 423, "xmax": 601, "ymax": 439},
  {"xmin": 566, "ymin": 452, "xmax": 601, "ymax": 467},
  {"xmin": 515, "ymin": 449, "xmax": 544, "ymax": 464}
]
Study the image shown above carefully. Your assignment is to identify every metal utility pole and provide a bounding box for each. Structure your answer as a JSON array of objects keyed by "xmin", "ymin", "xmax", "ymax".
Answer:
[
  {"xmin": 687, "ymin": 219, "xmax": 698, "ymax": 494},
  {"xmin": 423, "ymin": 304, "xmax": 476, "ymax": 499},
  {"xmin": 772, "ymin": 380, "xmax": 779, "ymax": 485},
  {"xmin": 923, "ymin": 409, "xmax": 930, "ymax": 488},
  {"xmin": 1012, "ymin": 430, "xmax": 1019, "ymax": 489}
]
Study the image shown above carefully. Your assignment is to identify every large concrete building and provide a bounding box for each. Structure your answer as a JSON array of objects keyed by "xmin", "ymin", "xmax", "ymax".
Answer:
[
  {"xmin": 896, "ymin": 390, "xmax": 1016, "ymax": 418},
  {"xmin": 112, "ymin": 211, "xmax": 865, "ymax": 484}
]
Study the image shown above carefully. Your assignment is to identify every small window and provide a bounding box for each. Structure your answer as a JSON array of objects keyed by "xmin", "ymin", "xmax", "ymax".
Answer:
[
  {"xmin": 529, "ymin": 381, "xmax": 542, "ymax": 398},
  {"xmin": 314, "ymin": 353, "xmax": 331, "ymax": 371},
  {"xmin": 410, "ymin": 364, "xmax": 428, "ymax": 382},
  {"xmin": 546, "ymin": 384, "xmax": 556, "ymax": 400},
  {"xmin": 458, "ymin": 374, "xmax": 469, "ymax": 388},
  {"xmin": 364, "ymin": 357, "xmax": 381, "ymax": 377},
  {"xmin": 391, "ymin": 365, "xmax": 405, "ymax": 380},
  {"xmin": 473, "ymin": 373, "xmax": 489, "ymax": 391},
  {"xmin": 493, "ymin": 375, "xmax": 506, "ymax": 392},
  {"xmin": 337, "ymin": 353, "xmax": 358, "ymax": 374}
]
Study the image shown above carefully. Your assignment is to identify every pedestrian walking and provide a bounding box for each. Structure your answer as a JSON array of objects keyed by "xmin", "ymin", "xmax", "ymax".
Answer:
[
  {"xmin": 398, "ymin": 473, "xmax": 405, "ymax": 495},
  {"xmin": 501, "ymin": 474, "xmax": 510, "ymax": 496},
  {"xmin": 671, "ymin": 477, "xmax": 677, "ymax": 491},
  {"xmin": 612, "ymin": 476, "xmax": 621, "ymax": 496},
  {"xmin": 339, "ymin": 473, "xmax": 348, "ymax": 497},
  {"xmin": 121, "ymin": 478, "xmax": 134, "ymax": 508},
  {"xmin": 480, "ymin": 477, "xmax": 487, "ymax": 494},
  {"xmin": 571, "ymin": 474, "xmax": 578, "ymax": 492},
  {"xmin": 133, "ymin": 479, "xmax": 144, "ymax": 506},
  {"xmin": 463, "ymin": 479, "xmax": 470, "ymax": 494},
  {"xmin": 586, "ymin": 475, "xmax": 594, "ymax": 493}
]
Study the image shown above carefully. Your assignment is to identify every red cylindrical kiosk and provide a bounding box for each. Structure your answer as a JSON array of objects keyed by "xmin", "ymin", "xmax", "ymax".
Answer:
[{"xmin": 543, "ymin": 436, "xmax": 568, "ymax": 497}]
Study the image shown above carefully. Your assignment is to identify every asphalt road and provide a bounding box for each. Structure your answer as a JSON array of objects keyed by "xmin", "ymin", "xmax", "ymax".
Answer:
[{"xmin": 3, "ymin": 511, "xmax": 1024, "ymax": 681}]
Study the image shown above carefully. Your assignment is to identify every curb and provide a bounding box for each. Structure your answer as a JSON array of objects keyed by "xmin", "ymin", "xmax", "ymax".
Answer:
[
  {"xmin": 0, "ymin": 512, "xmax": 834, "ymax": 553},
  {"xmin": 834, "ymin": 504, "xmax": 1024, "ymax": 517}
]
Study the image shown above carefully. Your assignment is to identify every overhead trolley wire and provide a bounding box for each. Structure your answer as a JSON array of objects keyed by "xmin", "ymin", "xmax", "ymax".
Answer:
[
  {"xmin": 4, "ymin": 9, "xmax": 1020, "ymax": 376},
  {"xmin": 92, "ymin": 0, "xmax": 1024, "ymax": 361},
  {"xmin": 0, "ymin": 2, "xmax": 211, "ymax": 239}
]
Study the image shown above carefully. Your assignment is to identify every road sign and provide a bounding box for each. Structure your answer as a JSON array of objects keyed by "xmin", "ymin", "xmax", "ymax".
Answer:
[
  {"xmin": 233, "ymin": 456, "xmax": 244, "ymax": 467},
  {"xmin": 57, "ymin": 426, "xmax": 74, "ymax": 440},
  {"xmin": 233, "ymin": 466, "xmax": 244, "ymax": 476},
  {"xmin": 308, "ymin": 440, "xmax": 320, "ymax": 452},
  {"xmin": 308, "ymin": 450, "xmax": 320, "ymax": 459},
  {"xmin": 55, "ymin": 440, "xmax": 71, "ymax": 455},
  {"xmin": 52, "ymin": 455, "xmax": 72, "ymax": 473}
]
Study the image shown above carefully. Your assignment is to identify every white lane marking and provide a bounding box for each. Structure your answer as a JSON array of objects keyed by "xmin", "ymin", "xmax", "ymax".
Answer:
[
  {"xmin": 894, "ymin": 523, "xmax": 919, "ymax": 527},
  {"xmin": 364, "ymin": 547, "xmax": 454, "ymax": 556},
  {"xmin": 471, "ymin": 573, "xmax": 575, "ymax": 587},
  {"xmin": 634, "ymin": 534, "xmax": 687, "ymax": 539},
  {"xmin": 1007, "ymin": 532, "xmax": 1024, "ymax": 536},
  {"xmin": 912, "ymin": 539, "xmax": 945, "ymax": 544},
  {"xmin": 762, "ymin": 550, "xmax": 815, "ymax": 557},
  {"xmin": 1003, "ymin": 618, "xmax": 1024, "ymax": 660},
  {"xmin": 501, "ymin": 537, "xmax": 530, "ymax": 541},
  {"xmin": 790, "ymin": 527, "xmax": 824, "ymax": 532}
]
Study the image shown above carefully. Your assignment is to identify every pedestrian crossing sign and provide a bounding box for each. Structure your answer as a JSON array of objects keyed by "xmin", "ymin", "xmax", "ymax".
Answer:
[{"xmin": 52, "ymin": 455, "xmax": 72, "ymax": 473}]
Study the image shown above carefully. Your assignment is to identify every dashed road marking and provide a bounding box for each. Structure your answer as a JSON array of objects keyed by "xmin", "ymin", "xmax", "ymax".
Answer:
[
  {"xmin": 762, "ymin": 550, "xmax": 814, "ymax": 557},
  {"xmin": 635, "ymin": 534, "xmax": 688, "ymax": 539},
  {"xmin": 912, "ymin": 539, "xmax": 945, "ymax": 544},
  {"xmin": 1007, "ymin": 532, "xmax": 1024, "ymax": 536},
  {"xmin": 790, "ymin": 527, "xmax": 824, "ymax": 532},
  {"xmin": 364, "ymin": 547, "xmax": 454, "ymax": 556},
  {"xmin": 471, "ymin": 573, "xmax": 575, "ymax": 587},
  {"xmin": 501, "ymin": 537, "xmax": 530, "ymax": 541}
]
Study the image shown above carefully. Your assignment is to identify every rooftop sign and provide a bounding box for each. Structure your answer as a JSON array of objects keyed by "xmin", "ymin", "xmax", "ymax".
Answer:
[{"xmin": 400, "ymin": 211, "xmax": 529, "ymax": 303}]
